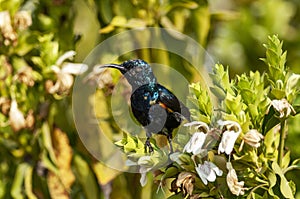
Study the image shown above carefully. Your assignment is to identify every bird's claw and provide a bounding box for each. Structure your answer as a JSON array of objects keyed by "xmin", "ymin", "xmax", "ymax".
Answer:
[{"xmin": 145, "ymin": 138, "xmax": 153, "ymax": 153}]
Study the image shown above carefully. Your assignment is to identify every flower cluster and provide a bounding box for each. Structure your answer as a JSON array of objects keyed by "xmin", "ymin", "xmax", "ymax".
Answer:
[
  {"xmin": 46, "ymin": 51, "xmax": 88, "ymax": 96},
  {"xmin": 169, "ymin": 120, "xmax": 251, "ymax": 197},
  {"xmin": 119, "ymin": 36, "xmax": 300, "ymax": 199},
  {"xmin": 0, "ymin": 10, "xmax": 32, "ymax": 46},
  {"xmin": 114, "ymin": 35, "xmax": 300, "ymax": 199}
]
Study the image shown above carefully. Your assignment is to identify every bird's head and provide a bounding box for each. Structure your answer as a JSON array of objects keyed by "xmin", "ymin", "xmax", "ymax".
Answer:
[{"xmin": 100, "ymin": 59, "xmax": 156, "ymax": 88}]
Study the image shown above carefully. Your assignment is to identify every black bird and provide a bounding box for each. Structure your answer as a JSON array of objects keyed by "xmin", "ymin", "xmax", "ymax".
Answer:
[{"xmin": 100, "ymin": 59, "xmax": 190, "ymax": 153}]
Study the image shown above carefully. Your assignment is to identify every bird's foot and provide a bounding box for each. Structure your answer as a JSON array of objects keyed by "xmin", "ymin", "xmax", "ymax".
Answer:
[
  {"xmin": 167, "ymin": 134, "xmax": 174, "ymax": 154},
  {"xmin": 144, "ymin": 138, "xmax": 153, "ymax": 153}
]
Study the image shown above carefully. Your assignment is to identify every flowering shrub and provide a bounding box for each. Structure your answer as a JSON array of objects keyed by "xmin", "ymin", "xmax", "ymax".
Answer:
[
  {"xmin": 116, "ymin": 35, "xmax": 300, "ymax": 198},
  {"xmin": 0, "ymin": 1, "xmax": 89, "ymax": 198}
]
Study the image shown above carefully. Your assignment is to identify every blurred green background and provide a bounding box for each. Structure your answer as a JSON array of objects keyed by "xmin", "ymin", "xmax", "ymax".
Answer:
[{"xmin": 0, "ymin": 0, "xmax": 300, "ymax": 198}]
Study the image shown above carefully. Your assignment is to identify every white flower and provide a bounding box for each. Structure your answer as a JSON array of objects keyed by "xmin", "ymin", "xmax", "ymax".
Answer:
[
  {"xmin": 137, "ymin": 156, "xmax": 153, "ymax": 187},
  {"xmin": 9, "ymin": 99, "xmax": 26, "ymax": 132},
  {"xmin": 286, "ymin": 73, "xmax": 300, "ymax": 100},
  {"xmin": 226, "ymin": 162, "xmax": 246, "ymax": 196},
  {"xmin": 47, "ymin": 51, "xmax": 88, "ymax": 95},
  {"xmin": 269, "ymin": 98, "xmax": 295, "ymax": 118},
  {"xmin": 83, "ymin": 64, "xmax": 113, "ymax": 89},
  {"xmin": 176, "ymin": 172, "xmax": 195, "ymax": 196},
  {"xmin": 218, "ymin": 120, "xmax": 241, "ymax": 155},
  {"xmin": 183, "ymin": 121, "xmax": 210, "ymax": 155},
  {"xmin": 14, "ymin": 10, "xmax": 32, "ymax": 30},
  {"xmin": 125, "ymin": 156, "xmax": 153, "ymax": 187},
  {"xmin": 183, "ymin": 132, "xmax": 206, "ymax": 155},
  {"xmin": 195, "ymin": 161, "xmax": 223, "ymax": 185},
  {"xmin": 13, "ymin": 66, "xmax": 35, "ymax": 86},
  {"xmin": 184, "ymin": 121, "xmax": 209, "ymax": 133},
  {"xmin": 242, "ymin": 129, "xmax": 264, "ymax": 148},
  {"xmin": 0, "ymin": 11, "xmax": 17, "ymax": 45}
]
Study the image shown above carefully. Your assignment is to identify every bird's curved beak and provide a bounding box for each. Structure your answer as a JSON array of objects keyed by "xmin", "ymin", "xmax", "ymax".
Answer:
[{"xmin": 99, "ymin": 64, "xmax": 126, "ymax": 74}]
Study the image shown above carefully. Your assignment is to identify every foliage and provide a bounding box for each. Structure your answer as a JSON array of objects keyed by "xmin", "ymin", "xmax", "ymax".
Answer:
[
  {"xmin": 0, "ymin": 0, "xmax": 90, "ymax": 198},
  {"xmin": 208, "ymin": 0, "xmax": 300, "ymax": 74},
  {"xmin": 117, "ymin": 35, "xmax": 300, "ymax": 198},
  {"xmin": 1, "ymin": 0, "xmax": 300, "ymax": 199}
]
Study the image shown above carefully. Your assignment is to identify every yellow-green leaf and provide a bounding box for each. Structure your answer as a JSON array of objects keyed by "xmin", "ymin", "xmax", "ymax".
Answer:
[
  {"xmin": 74, "ymin": 154, "xmax": 99, "ymax": 199},
  {"xmin": 93, "ymin": 162, "xmax": 121, "ymax": 185},
  {"xmin": 11, "ymin": 163, "xmax": 27, "ymax": 199}
]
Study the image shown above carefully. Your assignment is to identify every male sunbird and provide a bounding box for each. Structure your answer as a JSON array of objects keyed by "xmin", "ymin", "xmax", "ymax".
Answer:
[{"xmin": 100, "ymin": 59, "xmax": 190, "ymax": 153}]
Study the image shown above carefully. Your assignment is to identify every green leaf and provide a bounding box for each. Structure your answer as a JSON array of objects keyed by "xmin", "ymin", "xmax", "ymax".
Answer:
[
  {"xmin": 41, "ymin": 122, "xmax": 56, "ymax": 164},
  {"xmin": 191, "ymin": 1, "xmax": 210, "ymax": 45},
  {"xmin": 93, "ymin": 162, "xmax": 121, "ymax": 186},
  {"xmin": 267, "ymin": 171, "xmax": 278, "ymax": 198},
  {"xmin": 262, "ymin": 107, "xmax": 280, "ymax": 135},
  {"xmin": 272, "ymin": 162, "xmax": 294, "ymax": 198},
  {"xmin": 41, "ymin": 151, "xmax": 58, "ymax": 174},
  {"xmin": 14, "ymin": 32, "xmax": 37, "ymax": 56},
  {"xmin": 161, "ymin": 166, "xmax": 179, "ymax": 181},
  {"xmin": 171, "ymin": 1, "xmax": 199, "ymax": 10},
  {"xmin": 73, "ymin": 154, "xmax": 100, "ymax": 199},
  {"xmin": 11, "ymin": 163, "xmax": 27, "ymax": 199},
  {"xmin": 263, "ymin": 35, "xmax": 287, "ymax": 86},
  {"xmin": 210, "ymin": 64, "xmax": 234, "ymax": 96},
  {"xmin": 210, "ymin": 86, "xmax": 226, "ymax": 100},
  {"xmin": 110, "ymin": 16, "xmax": 127, "ymax": 27},
  {"xmin": 98, "ymin": 0, "xmax": 113, "ymax": 24},
  {"xmin": 24, "ymin": 166, "xmax": 37, "ymax": 199},
  {"xmin": 270, "ymin": 88, "xmax": 286, "ymax": 99},
  {"xmin": 286, "ymin": 73, "xmax": 300, "ymax": 102},
  {"xmin": 282, "ymin": 151, "xmax": 291, "ymax": 170},
  {"xmin": 188, "ymin": 82, "xmax": 212, "ymax": 123},
  {"xmin": 264, "ymin": 125, "xmax": 280, "ymax": 158}
]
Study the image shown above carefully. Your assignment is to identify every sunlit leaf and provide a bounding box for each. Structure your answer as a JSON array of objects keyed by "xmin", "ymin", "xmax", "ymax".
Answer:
[
  {"xmin": 93, "ymin": 162, "xmax": 121, "ymax": 185},
  {"xmin": 272, "ymin": 162, "xmax": 294, "ymax": 198},
  {"xmin": 24, "ymin": 165, "xmax": 37, "ymax": 199},
  {"xmin": 73, "ymin": 154, "xmax": 99, "ymax": 199},
  {"xmin": 11, "ymin": 163, "xmax": 27, "ymax": 199}
]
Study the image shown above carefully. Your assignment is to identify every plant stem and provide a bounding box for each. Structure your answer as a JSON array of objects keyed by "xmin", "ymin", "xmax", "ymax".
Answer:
[{"xmin": 278, "ymin": 120, "xmax": 286, "ymax": 168}]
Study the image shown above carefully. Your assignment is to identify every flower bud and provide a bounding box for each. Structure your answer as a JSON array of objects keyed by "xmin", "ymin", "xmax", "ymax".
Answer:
[
  {"xmin": 176, "ymin": 172, "xmax": 195, "ymax": 196},
  {"xmin": 25, "ymin": 109, "xmax": 35, "ymax": 129},
  {"xmin": 242, "ymin": 129, "xmax": 264, "ymax": 148},
  {"xmin": 269, "ymin": 98, "xmax": 295, "ymax": 118},
  {"xmin": 14, "ymin": 66, "xmax": 35, "ymax": 87},
  {"xmin": 226, "ymin": 162, "xmax": 246, "ymax": 196}
]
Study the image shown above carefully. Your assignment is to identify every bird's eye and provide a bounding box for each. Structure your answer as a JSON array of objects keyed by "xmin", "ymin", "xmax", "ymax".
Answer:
[{"xmin": 153, "ymin": 92, "xmax": 158, "ymax": 99}]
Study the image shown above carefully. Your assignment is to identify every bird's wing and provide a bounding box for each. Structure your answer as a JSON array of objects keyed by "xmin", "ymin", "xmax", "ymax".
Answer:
[{"xmin": 157, "ymin": 84, "xmax": 190, "ymax": 121}]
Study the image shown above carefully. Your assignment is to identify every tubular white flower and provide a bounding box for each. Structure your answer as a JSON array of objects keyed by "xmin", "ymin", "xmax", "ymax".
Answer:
[
  {"xmin": 218, "ymin": 120, "xmax": 241, "ymax": 155},
  {"xmin": 14, "ymin": 10, "xmax": 32, "ymax": 30},
  {"xmin": 195, "ymin": 161, "xmax": 223, "ymax": 185},
  {"xmin": 183, "ymin": 132, "xmax": 206, "ymax": 155},
  {"xmin": 125, "ymin": 156, "xmax": 153, "ymax": 187},
  {"xmin": 184, "ymin": 121, "xmax": 209, "ymax": 133},
  {"xmin": 0, "ymin": 11, "xmax": 17, "ymax": 44},
  {"xmin": 183, "ymin": 121, "xmax": 210, "ymax": 155},
  {"xmin": 269, "ymin": 98, "xmax": 295, "ymax": 118},
  {"xmin": 55, "ymin": 50, "xmax": 76, "ymax": 66},
  {"xmin": 137, "ymin": 156, "xmax": 153, "ymax": 187},
  {"xmin": 242, "ymin": 129, "xmax": 264, "ymax": 148},
  {"xmin": 226, "ymin": 162, "xmax": 246, "ymax": 196},
  {"xmin": 9, "ymin": 99, "xmax": 26, "ymax": 132},
  {"xmin": 48, "ymin": 52, "xmax": 88, "ymax": 94},
  {"xmin": 176, "ymin": 172, "xmax": 195, "ymax": 196}
]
